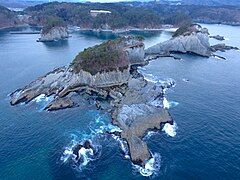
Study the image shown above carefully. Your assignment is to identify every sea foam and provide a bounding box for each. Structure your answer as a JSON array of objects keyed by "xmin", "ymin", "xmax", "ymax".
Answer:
[
  {"xmin": 162, "ymin": 122, "xmax": 177, "ymax": 137},
  {"xmin": 133, "ymin": 153, "xmax": 161, "ymax": 177},
  {"xmin": 61, "ymin": 115, "xmax": 122, "ymax": 170}
]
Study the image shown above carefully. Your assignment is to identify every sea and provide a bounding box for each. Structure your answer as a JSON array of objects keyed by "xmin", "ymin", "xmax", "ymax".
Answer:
[{"xmin": 0, "ymin": 24, "xmax": 240, "ymax": 179}]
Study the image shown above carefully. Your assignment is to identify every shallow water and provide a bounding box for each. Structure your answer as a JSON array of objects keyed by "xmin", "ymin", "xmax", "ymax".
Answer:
[{"xmin": 0, "ymin": 25, "xmax": 240, "ymax": 179}]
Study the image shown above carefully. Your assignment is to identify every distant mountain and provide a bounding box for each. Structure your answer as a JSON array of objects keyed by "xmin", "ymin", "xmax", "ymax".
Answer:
[{"xmin": 0, "ymin": 0, "xmax": 45, "ymax": 8}]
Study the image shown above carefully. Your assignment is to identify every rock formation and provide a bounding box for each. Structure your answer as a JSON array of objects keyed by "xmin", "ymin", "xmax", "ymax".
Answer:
[
  {"xmin": 145, "ymin": 24, "xmax": 239, "ymax": 59},
  {"xmin": 210, "ymin": 35, "xmax": 225, "ymax": 41},
  {"xmin": 37, "ymin": 26, "xmax": 69, "ymax": 42},
  {"xmin": 145, "ymin": 24, "xmax": 212, "ymax": 57},
  {"xmin": 211, "ymin": 43, "xmax": 239, "ymax": 52},
  {"xmin": 10, "ymin": 36, "xmax": 172, "ymax": 168}
]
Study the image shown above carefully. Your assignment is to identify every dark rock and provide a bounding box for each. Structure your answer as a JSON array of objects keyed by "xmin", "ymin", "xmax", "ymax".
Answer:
[
  {"xmin": 211, "ymin": 43, "xmax": 239, "ymax": 52},
  {"xmin": 210, "ymin": 35, "xmax": 225, "ymax": 41},
  {"xmin": 73, "ymin": 144, "xmax": 83, "ymax": 160},
  {"xmin": 83, "ymin": 140, "xmax": 93, "ymax": 149}
]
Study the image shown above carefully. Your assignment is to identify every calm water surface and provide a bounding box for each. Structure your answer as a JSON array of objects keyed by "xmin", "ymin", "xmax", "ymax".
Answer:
[{"xmin": 0, "ymin": 25, "xmax": 240, "ymax": 179}]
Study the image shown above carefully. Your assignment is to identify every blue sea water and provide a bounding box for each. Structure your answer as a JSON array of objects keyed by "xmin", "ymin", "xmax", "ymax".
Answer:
[{"xmin": 0, "ymin": 24, "xmax": 240, "ymax": 179}]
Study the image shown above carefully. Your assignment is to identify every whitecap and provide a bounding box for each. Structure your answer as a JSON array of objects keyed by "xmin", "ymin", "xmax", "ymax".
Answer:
[
  {"xmin": 78, "ymin": 147, "xmax": 94, "ymax": 166},
  {"xmin": 144, "ymin": 131, "xmax": 158, "ymax": 139},
  {"xmin": 33, "ymin": 94, "xmax": 54, "ymax": 103},
  {"xmin": 169, "ymin": 101, "xmax": 179, "ymax": 108},
  {"xmin": 162, "ymin": 122, "xmax": 177, "ymax": 137},
  {"xmin": 182, "ymin": 78, "xmax": 189, "ymax": 82},
  {"xmin": 163, "ymin": 97, "xmax": 170, "ymax": 109},
  {"xmin": 34, "ymin": 94, "xmax": 46, "ymax": 102},
  {"xmin": 61, "ymin": 115, "xmax": 122, "ymax": 170},
  {"xmin": 133, "ymin": 153, "xmax": 161, "ymax": 177}
]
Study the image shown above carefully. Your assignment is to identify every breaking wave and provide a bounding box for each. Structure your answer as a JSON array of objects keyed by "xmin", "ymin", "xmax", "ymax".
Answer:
[
  {"xmin": 33, "ymin": 94, "xmax": 53, "ymax": 103},
  {"xmin": 162, "ymin": 122, "xmax": 178, "ymax": 137},
  {"xmin": 133, "ymin": 153, "xmax": 161, "ymax": 177},
  {"xmin": 163, "ymin": 97, "xmax": 170, "ymax": 109},
  {"xmin": 61, "ymin": 114, "xmax": 122, "ymax": 171}
]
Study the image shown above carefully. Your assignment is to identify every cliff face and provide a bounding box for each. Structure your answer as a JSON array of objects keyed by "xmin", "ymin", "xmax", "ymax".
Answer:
[
  {"xmin": 38, "ymin": 26, "xmax": 69, "ymax": 42},
  {"xmin": 10, "ymin": 36, "xmax": 143, "ymax": 106},
  {"xmin": 71, "ymin": 36, "xmax": 145, "ymax": 75},
  {"xmin": 10, "ymin": 66, "xmax": 131, "ymax": 106},
  {"xmin": 145, "ymin": 24, "xmax": 212, "ymax": 57}
]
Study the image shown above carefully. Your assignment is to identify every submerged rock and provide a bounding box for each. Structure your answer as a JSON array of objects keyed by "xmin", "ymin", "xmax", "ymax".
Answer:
[{"xmin": 37, "ymin": 26, "xmax": 69, "ymax": 42}]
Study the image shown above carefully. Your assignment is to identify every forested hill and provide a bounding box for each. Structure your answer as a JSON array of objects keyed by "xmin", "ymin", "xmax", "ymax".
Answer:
[
  {"xmin": 1, "ymin": 1, "xmax": 240, "ymax": 30},
  {"xmin": 24, "ymin": 2, "xmax": 171, "ymax": 29},
  {"xmin": 0, "ymin": 5, "xmax": 19, "ymax": 28}
]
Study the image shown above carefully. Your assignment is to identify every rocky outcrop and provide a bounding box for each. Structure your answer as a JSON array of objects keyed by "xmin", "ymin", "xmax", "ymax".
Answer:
[
  {"xmin": 111, "ymin": 77, "xmax": 173, "ymax": 165},
  {"xmin": 44, "ymin": 97, "xmax": 74, "ymax": 111},
  {"xmin": 145, "ymin": 24, "xmax": 212, "ymax": 57},
  {"xmin": 211, "ymin": 43, "xmax": 239, "ymax": 52},
  {"xmin": 9, "ymin": 36, "xmax": 172, "ymax": 168},
  {"xmin": 210, "ymin": 35, "xmax": 225, "ymax": 41},
  {"xmin": 37, "ymin": 26, "xmax": 69, "ymax": 42},
  {"xmin": 10, "ymin": 66, "xmax": 130, "ymax": 106}
]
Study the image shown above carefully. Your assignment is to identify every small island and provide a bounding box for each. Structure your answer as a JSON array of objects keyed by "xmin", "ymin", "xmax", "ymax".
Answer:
[
  {"xmin": 37, "ymin": 17, "xmax": 69, "ymax": 42},
  {"xmin": 145, "ymin": 24, "xmax": 238, "ymax": 59}
]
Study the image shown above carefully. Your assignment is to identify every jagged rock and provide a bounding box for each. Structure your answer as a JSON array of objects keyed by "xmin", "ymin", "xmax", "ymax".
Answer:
[
  {"xmin": 10, "ymin": 37, "xmax": 173, "ymax": 168},
  {"xmin": 210, "ymin": 35, "xmax": 225, "ymax": 41},
  {"xmin": 10, "ymin": 37, "xmax": 145, "ymax": 107},
  {"xmin": 10, "ymin": 66, "xmax": 130, "ymax": 106},
  {"xmin": 37, "ymin": 26, "xmax": 69, "ymax": 42},
  {"xmin": 145, "ymin": 24, "xmax": 212, "ymax": 57},
  {"xmin": 111, "ymin": 77, "xmax": 174, "ymax": 166},
  {"xmin": 44, "ymin": 97, "xmax": 74, "ymax": 111},
  {"xmin": 211, "ymin": 43, "xmax": 239, "ymax": 52}
]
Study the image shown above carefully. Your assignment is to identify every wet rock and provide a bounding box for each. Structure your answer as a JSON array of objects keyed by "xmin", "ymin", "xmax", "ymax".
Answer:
[
  {"xmin": 83, "ymin": 140, "xmax": 93, "ymax": 149},
  {"xmin": 44, "ymin": 97, "xmax": 74, "ymax": 111},
  {"xmin": 211, "ymin": 43, "xmax": 239, "ymax": 52},
  {"xmin": 73, "ymin": 144, "xmax": 83, "ymax": 160},
  {"xmin": 210, "ymin": 35, "xmax": 225, "ymax": 41},
  {"xmin": 111, "ymin": 77, "xmax": 174, "ymax": 166}
]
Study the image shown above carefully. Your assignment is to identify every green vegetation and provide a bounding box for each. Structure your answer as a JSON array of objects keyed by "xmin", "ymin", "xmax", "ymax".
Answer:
[
  {"xmin": 173, "ymin": 23, "xmax": 191, "ymax": 37},
  {"xmin": 42, "ymin": 16, "xmax": 65, "ymax": 34},
  {"xmin": 25, "ymin": 2, "xmax": 164, "ymax": 29},
  {"xmin": 70, "ymin": 38, "xmax": 129, "ymax": 75}
]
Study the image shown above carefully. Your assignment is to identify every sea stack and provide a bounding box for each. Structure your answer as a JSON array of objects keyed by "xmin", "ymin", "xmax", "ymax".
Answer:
[
  {"xmin": 37, "ymin": 26, "xmax": 69, "ymax": 42},
  {"xmin": 145, "ymin": 24, "xmax": 212, "ymax": 57}
]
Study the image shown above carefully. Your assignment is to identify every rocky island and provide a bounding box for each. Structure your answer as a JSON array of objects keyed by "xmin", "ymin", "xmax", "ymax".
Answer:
[
  {"xmin": 37, "ymin": 26, "xmax": 69, "ymax": 42},
  {"xmin": 145, "ymin": 24, "xmax": 238, "ymax": 59},
  {"xmin": 10, "ymin": 36, "xmax": 173, "ymax": 173},
  {"xmin": 37, "ymin": 18, "xmax": 69, "ymax": 42}
]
